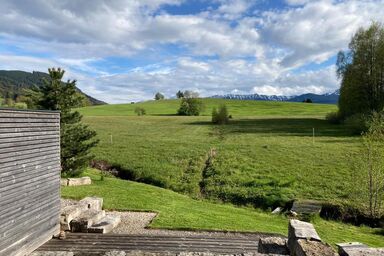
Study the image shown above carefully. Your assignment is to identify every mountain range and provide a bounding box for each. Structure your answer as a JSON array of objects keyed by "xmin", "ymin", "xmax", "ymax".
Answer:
[
  {"xmin": 211, "ymin": 89, "xmax": 340, "ymax": 104},
  {"xmin": 0, "ymin": 70, "xmax": 106, "ymax": 105}
]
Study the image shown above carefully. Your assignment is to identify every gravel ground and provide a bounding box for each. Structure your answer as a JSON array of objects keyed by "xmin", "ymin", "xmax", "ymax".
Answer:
[{"xmin": 61, "ymin": 199, "xmax": 265, "ymax": 240}]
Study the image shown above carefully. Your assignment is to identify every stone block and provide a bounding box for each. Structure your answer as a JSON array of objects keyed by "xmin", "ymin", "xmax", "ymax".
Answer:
[
  {"xmin": 337, "ymin": 242, "xmax": 384, "ymax": 256},
  {"xmin": 67, "ymin": 176, "xmax": 92, "ymax": 186},
  {"xmin": 70, "ymin": 209, "xmax": 105, "ymax": 232},
  {"xmin": 258, "ymin": 236, "xmax": 289, "ymax": 255},
  {"xmin": 60, "ymin": 178, "xmax": 69, "ymax": 186},
  {"xmin": 288, "ymin": 219, "xmax": 321, "ymax": 252},
  {"xmin": 60, "ymin": 204, "xmax": 87, "ymax": 231},
  {"xmin": 79, "ymin": 196, "xmax": 103, "ymax": 211},
  {"xmin": 294, "ymin": 239, "xmax": 337, "ymax": 256},
  {"xmin": 291, "ymin": 200, "xmax": 322, "ymax": 215},
  {"xmin": 88, "ymin": 214, "xmax": 121, "ymax": 233}
]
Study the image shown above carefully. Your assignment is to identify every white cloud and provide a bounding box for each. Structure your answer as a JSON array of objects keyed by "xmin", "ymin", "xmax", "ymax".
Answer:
[{"xmin": 0, "ymin": 0, "xmax": 383, "ymax": 103}]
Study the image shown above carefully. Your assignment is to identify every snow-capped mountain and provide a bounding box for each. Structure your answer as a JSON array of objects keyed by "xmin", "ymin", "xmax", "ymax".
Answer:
[{"xmin": 210, "ymin": 89, "xmax": 340, "ymax": 104}]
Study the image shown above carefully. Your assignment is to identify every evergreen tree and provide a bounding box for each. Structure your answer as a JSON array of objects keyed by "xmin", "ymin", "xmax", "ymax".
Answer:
[
  {"xmin": 337, "ymin": 22, "xmax": 384, "ymax": 118},
  {"xmin": 176, "ymin": 90, "xmax": 184, "ymax": 98},
  {"xmin": 31, "ymin": 68, "xmax": 98, "ymax": 176}
]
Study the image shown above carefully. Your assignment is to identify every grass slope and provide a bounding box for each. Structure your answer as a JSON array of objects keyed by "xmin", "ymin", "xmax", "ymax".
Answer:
[
  {"xmin": 78, "ymin": 99, "xmax": 359, "ymax": 208},
  {"xmin": 79, "ymin": 98, "xmax": 337, "ymax": 116},
  {"xmin": 62, "ymin": 169, "xmax": 384, "ymax": 247}
]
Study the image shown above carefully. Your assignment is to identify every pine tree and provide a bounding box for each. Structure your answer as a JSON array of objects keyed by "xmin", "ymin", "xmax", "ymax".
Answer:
[{"xmin": 32, "ymin": 68, "xmax": 98, "ymax": 176}]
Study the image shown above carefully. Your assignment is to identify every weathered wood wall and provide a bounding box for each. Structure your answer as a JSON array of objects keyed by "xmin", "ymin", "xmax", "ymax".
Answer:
[{"xmin": 0, "ymin": 109, "xmax": 61, "ymax": 256}]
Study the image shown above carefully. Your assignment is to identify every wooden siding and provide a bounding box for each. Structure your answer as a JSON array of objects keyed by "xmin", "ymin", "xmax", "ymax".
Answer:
[{"xmin": 0, "ymin": 109, "xmax": 61, "ymax": 256}]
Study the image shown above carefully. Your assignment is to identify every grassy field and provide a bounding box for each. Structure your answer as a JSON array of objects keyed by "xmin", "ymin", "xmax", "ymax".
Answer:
[
  {"xmin": 80, "ymin": 98, "xmax": 337, "ymax": 117},
  {"xmin": 62, "ymin": 169, "xmax": 384, "ymax": 247},
  {"xmin": 78, "ymin": 99, "xmax": 360, "ymax": 208}
]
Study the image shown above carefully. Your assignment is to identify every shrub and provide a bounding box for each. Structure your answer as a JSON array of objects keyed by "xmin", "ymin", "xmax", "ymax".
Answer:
[
  {"xmin": 134, "ymin": 107, "xmax": 146, "ymax": 116},
  {"xmin": 212, "ymin": 105, "xmax": 229, "ymax": 124},
  {"xmin": 154, "ymin": 92, "xmax": 164, "ymax": 100},
  {"xmin": 325, "ymin": 111, "xmax": 343, "ymax": 124},
  {"xmin": 344, "ymin": 113, "xmax": 369, "ymax": 134},
  {"xmin": 13, "ymin": 102, "xmax": 28, "ymax": 109},
  {"xmin": 177, "ymin": 97, "xmax": 203, "ymax": 116}
]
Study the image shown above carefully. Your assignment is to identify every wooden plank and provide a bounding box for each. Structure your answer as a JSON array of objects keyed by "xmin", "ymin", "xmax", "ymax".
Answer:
[
  {"xmin": 0, "ymin": 134, "xmax": 59, "ymax": 144},
  {"xmin": 0, "ymin": 171, "xmax": 60, "ymax": 198},
  {"xmin": 0, "ymin": 109, "xmax": 61, "ymax": 256},
  {"xmin": 0, "ymin": 205, "xmax": 60, "ymax": 250},
  {"xmin": 0, "ymin": 141, "xmax": 59, "ymax": 154},
  {"xmin": 0, "ymin": 151, "xmax": 60, "ymax": 168},
  {"xmin": 0, "ymin": 109, "xmax": 59, "ymax": 115},
  {"xmin": 0, "ymin": 145, "xmax": 59, "ymax": 160},
  {"xmin": 0, "ymin": 155, "xmax": 60, "ymax": 174},
  {"xmin": 1, "ymin": 224, "xmax": 59, "ymax": 256},
  {"xmin": 0, "ymin": 122, "xmax": 59, "ymax": 128},
  {"xmin": 0, "ymin": 126, "xmax": 59, "ymax": 133},
  {"xmin": 0, "ymin": 130, "xmax": 59, "ymax": 139},
  {"xmin": 0, "ymin": 191, "xmax": 60, "ymax": 227},
  {"xmin": 0, "ymin": 185, "xmax": 59, "ymax": 214},
  {"xmin": 0, "ymin": 163, "xmax": 61, "ymax": 187},
  {"xmin": 0, "ymin": 117, "xmax": 59, "ymax": 123}
]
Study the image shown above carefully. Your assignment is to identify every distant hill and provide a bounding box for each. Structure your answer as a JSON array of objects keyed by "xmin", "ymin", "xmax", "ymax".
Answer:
[
  {"xmin": 211, "ymin": 89, "xmax": 340, "ymax": 104},
  {"xmin": 0, "ymin": 70, "xmax": 106, "ymax": 105}
]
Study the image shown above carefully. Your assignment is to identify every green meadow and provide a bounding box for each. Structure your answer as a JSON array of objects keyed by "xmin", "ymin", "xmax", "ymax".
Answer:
[
  {"xmin": 78, "ymin": 99, "xmax": 360, "ymax": 208},
  {"xmin": 62, "ymin": 169, "xmax": 384, "ymax": 247}
]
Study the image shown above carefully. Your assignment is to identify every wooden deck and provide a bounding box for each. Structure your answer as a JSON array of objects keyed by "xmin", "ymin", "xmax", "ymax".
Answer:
[{"xmin": 36, "ymin": 233, "xmax": 261, "ymax": 254}]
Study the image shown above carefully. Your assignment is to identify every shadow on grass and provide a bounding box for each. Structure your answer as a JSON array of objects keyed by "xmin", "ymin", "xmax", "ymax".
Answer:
[{"xmin": 188, "ymin": 118, "xmax": 356, "ymax": 137}]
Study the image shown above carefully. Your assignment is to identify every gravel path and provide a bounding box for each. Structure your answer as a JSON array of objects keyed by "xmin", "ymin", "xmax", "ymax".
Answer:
[{"xmin": 61, "ymin": 199, "xmax": 266, "ymax": 240}]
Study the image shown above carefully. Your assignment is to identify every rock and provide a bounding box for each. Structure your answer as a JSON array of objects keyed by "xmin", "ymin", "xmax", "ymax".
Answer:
[
  {"xmin": 58, "ymin": 230, "xmax": 66, "ymax": 240},
  {"xmin": 60, "ymin": 178, "xmax": 69, "ymax": 186},
  {"xmin": 79, "ymin": 196, "xmax": 103, "ymax": 211},
  {"xmin": 337, "ymin": 242, "xmax": 384, "ymax": 256},
  {"xmin": 67, "ymin": 176, "xmax": 92, "ymax": 186},
  {"xmin": 258, "ymin": 236, "xmax": 289, "ymax": 255},
  {"xmin": 272, "ymin": 207, "xmax": 282, "ymax": 214},
  {"xmin": 288, "ymin": 219, "xmax": 322, "ymax": 255},
  {"xmin": 294, "ymin": 239, "xmax": 337, "ymax": 256},
  {"xmin": 60, "ymin": 204, "xmax": 87, "ymax": 231},
  {"xmin": 70, "ymin": 209, "xmax": 106, "ymax": 232},
  {"xmin": 88, "ymin": 214, "xmax": 121, "ymax": 233}
]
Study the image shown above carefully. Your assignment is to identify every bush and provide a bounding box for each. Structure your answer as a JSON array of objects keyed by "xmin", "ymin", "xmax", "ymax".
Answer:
[
  {"xmin": 134, "ymin": 107, "xmax": 146, "ymax": 116},
  {"xmin": 13, "ymin": 102, "xmax": 28, "ymax": 109},
  {"xmin": 177, "ymin": 97, "xmax": 203, "ymax": 116},
  {"xmin": 344, "ymin": 113, "xmax": 369, "ymax": 134},
  {"xmin": 212, "ymin": 105, "xmax": 229, "ymax": 124},
  {"xmin": 325, "ymin": 111, "xmax": 343, "ymax": 124}
]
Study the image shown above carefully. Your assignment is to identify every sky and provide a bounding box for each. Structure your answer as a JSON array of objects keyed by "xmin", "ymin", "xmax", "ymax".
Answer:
[{"xmin": 0, "ymin": 0, "xmax": 384, "ymax": 103}]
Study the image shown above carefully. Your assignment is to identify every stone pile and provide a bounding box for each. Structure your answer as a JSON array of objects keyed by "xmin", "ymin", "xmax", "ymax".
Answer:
[{"xmin": 60, "ymin": 197, "xmax": 121, "ymax": 234}]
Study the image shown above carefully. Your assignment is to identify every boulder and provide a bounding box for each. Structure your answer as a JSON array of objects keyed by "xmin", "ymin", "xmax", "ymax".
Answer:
[
  {"xmin": 294, "ymin": 239, "xmax": 337, "ymax": 256},
  {"xmin": 67, "ymin": 176, "xmax": 92, "ymax": 186},
  {"xmin": 288, "ymin": 219, "xmax": 321, "ymax": 252},
  {"xmin": 29, "ymin": 252, "xmax": 74, "ymax": 256},
  {"xmin": 70, "ymin": 209, "xmax": 106, "ymax": 232},
  {"xmin": 258, "ymin": 236, "xmax": 289, "ymax": 255},
  {"xmin": 88, "ymin": 214, "xmax": 121, "ymax": 233},
  {"xmin": 60, "ymin": 204, "xmax": 87, "ymax": 231},
  {"xmin": 337, "ymin": 242, "xmax": 384, "ymax": 256},
  {"xmin": 79, "ymin": 196, "xmax": 103, "ymax": 211}
]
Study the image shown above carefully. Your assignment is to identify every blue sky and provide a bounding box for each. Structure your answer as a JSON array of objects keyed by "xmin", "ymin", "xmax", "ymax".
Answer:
[{"xmin": 0, "ymin": 0, "xmax": 383, "ymax": 103}]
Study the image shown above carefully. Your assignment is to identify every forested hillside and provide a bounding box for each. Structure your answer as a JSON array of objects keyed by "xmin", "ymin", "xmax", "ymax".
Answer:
[{"xmin": 0, "ymin": 70, "xmax": 106, "ymax": 106}]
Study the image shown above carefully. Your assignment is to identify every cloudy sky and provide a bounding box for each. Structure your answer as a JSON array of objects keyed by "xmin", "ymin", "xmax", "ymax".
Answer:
[{"xmin": 1, "ymin": 0, "xmax": 383, "ymax": 103}]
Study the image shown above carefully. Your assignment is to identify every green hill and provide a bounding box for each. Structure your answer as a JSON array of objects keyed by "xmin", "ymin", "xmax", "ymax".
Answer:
[
  {"xmin": 0, "ymin": 70, "xmax": 106, "ymax": 105},
  {"xmin": 79, "ymin": 98, "xmax": 337, "ymax": 116},
  {"xmin": 77, "ymin": 99, "xmax": 358, "ymax": 209},
  {"xmin": 63, "ymin": 168, "xmax": 384, "ymax": 247}
]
